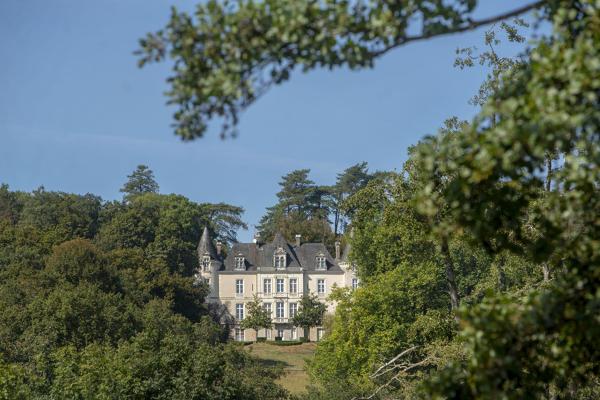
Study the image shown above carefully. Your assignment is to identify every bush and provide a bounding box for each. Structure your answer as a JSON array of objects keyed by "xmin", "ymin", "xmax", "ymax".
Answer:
[
  {"xmin": 257, "ymin": 337, "xmax": 267, "ymax": 342},
  {"xmin": 267, "ymin": 340, "xmax": 303, "ymax": 346},
  {"xmin": 275, "ymin": 336, "xmax": 282, "ymax": 341},
  {"xmin": 231, "ymin": 341, "xmax": 253, "ymax": 346},
  {"xmin": 300, "ymin": 336, "xmax": 309, "ymax": 343}
]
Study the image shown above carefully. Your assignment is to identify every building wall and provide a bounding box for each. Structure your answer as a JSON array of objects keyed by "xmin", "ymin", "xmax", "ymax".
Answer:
[{"xmin": 211, "ymin": 267, "xmax": 358, "ymax": 341}]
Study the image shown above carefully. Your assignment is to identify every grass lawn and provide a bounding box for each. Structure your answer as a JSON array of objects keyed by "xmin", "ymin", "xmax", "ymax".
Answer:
[{"xmin": 247, "ymin": 342, "xmax": 317, "ymax": 395}]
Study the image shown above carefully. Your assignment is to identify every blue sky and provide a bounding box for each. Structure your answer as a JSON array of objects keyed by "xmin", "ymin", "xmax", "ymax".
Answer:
[{"xmin": 0, "ymin": 1, "xmax": 544, "ymax": 242}]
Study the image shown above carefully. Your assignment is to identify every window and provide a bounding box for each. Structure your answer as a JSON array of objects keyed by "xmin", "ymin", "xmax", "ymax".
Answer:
[
  {"xmin": 276, "ymin": 302, "xmax": 284, "ymax": 318},
  {"xmin": 235, "ymin": 303, "xmax": 244, "ymax": 320},
  {"xmin": 274, "ymin": 254, "xmax": 286, "ymax": 268},
  {"xmin": 205, "ymin": 278, "xmax": 211, "ymax": 286},
  {"xmin": 276, "ymin": 278, "xmax": 284, "ymax": 293},
  {"xmin": 289, "ymin": 303, "xmax": 297, "ymax": 318},
  {"xmin": 351, "ymin": 263, "xmax": 357, "ymax": 272},
  {"xmin": 234, "ymin": 256, "xmax": 245, "ymax": 269},
  {"xmin": 277, "ymin": 328, "xmax": 284, "ymax": 339},
  {"xmin": 263, "ymin": 279, "xmax": 272, "ymax": 294},
  {"xmin": 291, "ymin": 328, "xmax": 297, "ymax": 340},
  {"xmin": 352, "ymin": 278, "xmax": 358, "ymax": 290},
  {"xmin": 202, "ymin": 255, "xmax": 210, "ymax": 272},
  {"xmin": 316, "ymin": 256, "xmax": 326, "ymax": 270},
  {"xmin": 317, "ymin": 279, "xmax": 325, "ymax": 294},
  {"xmin": 266, "ymin": 329, "xmax": 271, "ymax": 339},
  {"xmin": 235, "ymin": 328, "xmax": 245, "ymax": 342},
  {"xmin": 289, "ymin": 278, "xmax": 297, "ymax": 294},
  {"xmin": 317, "ymin": 328, "xmax": 324, "ymax": 341},
  {"xmin": 263, "ymin": 303, "xmax": 272, "ymax": 316},
  {"xmin": 235, "ymin": 279, "xmax": 244, "ymax": 294}
]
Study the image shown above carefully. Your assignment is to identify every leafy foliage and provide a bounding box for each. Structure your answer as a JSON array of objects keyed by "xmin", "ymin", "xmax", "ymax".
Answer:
[
  {"xmin": 240, "ymin": 295, "xmax": 272, "ymax": 337},
  {"xmin": 0, "ymin": 173, "xmax": 290, "ymax": 398},
  {"xmin": 120, "ymin": 164, "xmax": 159, "ymax": 202},
  {"xmin": 291, "ymin": 293, "xmax": 327, "ymax": 333},
  {"xmin": 135, "ymin": 0, "xmax": 554, "ymax": 139}
]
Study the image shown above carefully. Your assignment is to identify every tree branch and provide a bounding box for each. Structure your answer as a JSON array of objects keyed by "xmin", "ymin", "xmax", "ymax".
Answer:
[{"xmin": 371, "ymin": 1, "xmax": 546, "ymax": 58}]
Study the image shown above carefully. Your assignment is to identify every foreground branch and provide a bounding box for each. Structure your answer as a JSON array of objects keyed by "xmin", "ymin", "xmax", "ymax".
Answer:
[{"xmin": 371, "ymin": 1, "xmax": 546, "ymax": 57}]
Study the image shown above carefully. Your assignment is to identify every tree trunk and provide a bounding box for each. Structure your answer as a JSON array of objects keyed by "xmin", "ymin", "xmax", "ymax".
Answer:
[
  {"xmin": 545, "ymin": 156, "xmax": 552, "ymax": 191},
  {"xmin": 441, "ymin": 238, "xmax": 460, "ymax": 319},
  {"xmin": 542, "ymin": 264, "xmax": 551, "ymax": 282},
  {"xmin": 497, "ymin": 258, "xmax": 507, "ymax": 292}
]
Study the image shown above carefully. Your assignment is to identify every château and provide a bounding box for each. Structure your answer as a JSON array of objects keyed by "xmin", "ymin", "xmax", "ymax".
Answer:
[{"xmin": 195, "ymin": 227, "xmax": 359, "ymax": 341}]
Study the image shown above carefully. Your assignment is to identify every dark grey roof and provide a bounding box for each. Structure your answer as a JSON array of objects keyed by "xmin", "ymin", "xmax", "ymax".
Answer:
[
  {"xmin": 222, "ymin": 235, "xmax": 342, "ymax": 272},
  {"xmin": 197, "ymin": 227, "xmax": 219, "ymax": 260}
]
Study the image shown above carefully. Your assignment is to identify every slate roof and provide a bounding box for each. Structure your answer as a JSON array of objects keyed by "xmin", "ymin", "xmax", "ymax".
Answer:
[
  {"xmin": 197, "ymin": 227, "xmax": 220, "ymax": 260},
  {"xmin": 221, "ymin": 233, "xmax": 343, "ymax": 272}
]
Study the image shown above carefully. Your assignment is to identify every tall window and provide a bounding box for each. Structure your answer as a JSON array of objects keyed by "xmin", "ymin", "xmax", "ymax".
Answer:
[
  {"xmin": 276, "ymin": 302, "xmax": 284, "ymax": 318},
  {"xmin": 289, "ymin": 278, "xmax": 297, "ymax": 294},
  {"xmin": 289, "ymin": 303, "xmax": 297, "ymax": 318},
  {"xmin": 352, "ymin": 278, "xmax": 358, "ymax": 290},
  {"xmin": 235, "ymin": 256, "xmax": 245, "ymax": 269},
  {"xmin": 263, "ymin": 303, "xmax": 272, "ymax": 315},
  {"xmin": 316, "ymin": 256, "xmax": 326, "ymax": 270},
  {"xmin": 235, "ymin": 328, "xmax": 245, "ymax": 341},
  {"xmin": 274, "ymin": 254, "xmax": 286, "ymax": 268},
  {"xmin": 202, "ymin": 256, "xmax": 210, "ymax": 271},
  {"xmin": 277, "ymin": 327, "xmax": 284, "ymax": 339},
  {"xmin": 235, "ymin": 303, "xmax": 244, "ymax": 320},
  {"xmin": 317, "ymin": 279, "xmax": 325, "ymax": 294},
  {"xmin": 263, "ymin": 279, "xmax": 272, "ymax": 294},
  {"xmin": 235, "ymin": 279, "xmax": 244, "ymax": 294},
  {"xmin": 351, "ymin": 263, "xmax": 357, "ymax": 272},
  {"xmin": 276, "ymin": 278, "xmax": 284, "ymax": 293}
]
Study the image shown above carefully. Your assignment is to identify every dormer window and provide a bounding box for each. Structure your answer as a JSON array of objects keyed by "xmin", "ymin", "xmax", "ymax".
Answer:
[
  {"xmin": 235, "ymin": 255, "xmax": 245, "ymax": 270},
  {"xmin": 316, "ymin": 254, "xmax": 327, "ymax": 270},
  {"xmin": 274, "ymin": 255, "xmax": 286, "ymax": 268},
  {"xmin": 274, "ymin": 248, "xmax": 286, "ymax": 268},
  {"xmin": 202, "ymin": 255, "xmax": 210, "ymax": 272}
]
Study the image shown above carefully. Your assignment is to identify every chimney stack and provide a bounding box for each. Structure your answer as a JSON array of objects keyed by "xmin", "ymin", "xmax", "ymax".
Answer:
[
  {"xmin": 295, "ymin": 234, "xmax": 301, "ymax": 247},
  {"xmin": 335, "ymin": 241, "xmax": 341, "ymax": 259},
  {"xmin": 253, "ymin": 232, "xmax": 260, "ymax": 244},
  {"xmin": 216, "ymin": 241, "xmax": 222, "ymax": 256}
]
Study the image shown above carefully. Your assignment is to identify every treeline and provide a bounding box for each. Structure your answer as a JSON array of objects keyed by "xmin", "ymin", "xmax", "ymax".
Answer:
[
  {"xmin": 256, "ymin": 164, "xmax": 388, "ymax": 253},
  {"xmin": 0, "ymin": 168, "xmax": 288, "ymax": 399},
  {"xmin": 299, "ymin": 5, "xmax": 600, "ymax": 399}
]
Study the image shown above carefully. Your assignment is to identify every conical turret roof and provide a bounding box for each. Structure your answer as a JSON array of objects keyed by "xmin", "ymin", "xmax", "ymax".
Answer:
[{"xmin": 197, "ymin": 226, "xmax": 219, "ymax": 260}]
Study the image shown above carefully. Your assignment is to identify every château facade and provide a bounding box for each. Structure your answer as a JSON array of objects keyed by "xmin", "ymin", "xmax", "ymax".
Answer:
[{"xmin": 195, "ymin": 227, "xmax": 358, "ymax": 341}]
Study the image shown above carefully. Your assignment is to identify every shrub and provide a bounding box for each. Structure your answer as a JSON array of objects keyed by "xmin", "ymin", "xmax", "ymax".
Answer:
[
  {"xmin": 267, "ymin": 340, "xmax": 303, "ymax": 346},
  {"xmin": 275, "ymin": 336, "xmax": 282, "ymax": 341},
  {"xmin": 257, "ymin": 337, "xmax": 267, "ymax": 343}
]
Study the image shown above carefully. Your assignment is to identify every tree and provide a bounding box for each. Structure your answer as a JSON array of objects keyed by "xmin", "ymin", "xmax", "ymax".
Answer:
[
  {"xmin": 412, "ymin": 2, "xmax": 600, "ymax": 397},
  {"xmin": 120, "ymin": 165, "xmax": 159, "ymax": 201},
  {"xmin": 291, "ymin": 292, "xmax": 326, "ymax": 340},
  {"xmin": 240, "ymin": 295, "xmax": 272, "ymax": 340},
  {"xmin": 137, "ymin": 0, "xmax": 547, "ymax": 139},
  {"xmin": 257, "ymin": 169, "xmax": 332, "ymax": 243},
  {"xmin": 331, "ymin": 162, "xmax": 372, "ymax": 235},
  {"xmin": 200, "ymin": 202, "xmax": 248, "ymax": 247}
]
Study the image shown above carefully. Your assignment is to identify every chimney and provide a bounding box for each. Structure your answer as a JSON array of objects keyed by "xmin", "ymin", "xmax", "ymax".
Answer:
[
  {"xmin": 253, "ymin": 232, "xmax": 260, "ymax": 244},
  {"xmin": 295, "ymin": 234, "xmax": 301, "ymax": 247},
  {"xmin": 216, "ymin": 241, "xmax": 222, "ymax": 256},
  {"xmin": 335, "ymin": 241, "xmax": 341, "ymax": 259}
]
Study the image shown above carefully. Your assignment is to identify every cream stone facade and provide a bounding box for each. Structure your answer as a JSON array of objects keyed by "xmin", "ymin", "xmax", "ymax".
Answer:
[{"xmin": 195, "ymin": 228, "xmax": 358, "ymax": 341}]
